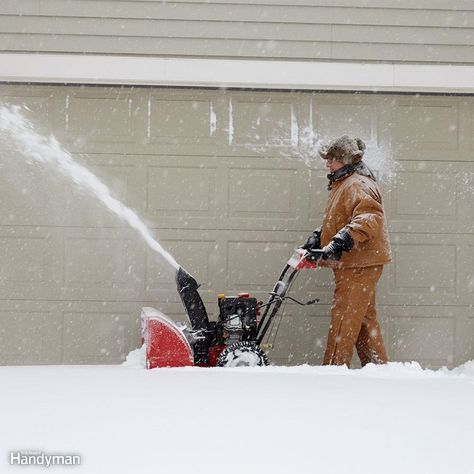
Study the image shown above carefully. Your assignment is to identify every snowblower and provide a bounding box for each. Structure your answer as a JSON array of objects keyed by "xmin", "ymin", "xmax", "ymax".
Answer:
[{"xmin": 141, "ymin": 248, "xmax": 323, "ymax": 368}]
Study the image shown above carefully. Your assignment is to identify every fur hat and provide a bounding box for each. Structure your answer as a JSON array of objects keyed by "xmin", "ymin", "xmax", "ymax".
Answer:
[{"xmin": 319, "ymin": 135, "xmax": 366, "ymax": 165}]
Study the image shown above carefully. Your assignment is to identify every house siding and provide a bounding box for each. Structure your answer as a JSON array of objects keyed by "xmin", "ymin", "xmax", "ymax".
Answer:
[{"xmin": 0, "ymin": 1, "xmax": 473, "ymax": 64}]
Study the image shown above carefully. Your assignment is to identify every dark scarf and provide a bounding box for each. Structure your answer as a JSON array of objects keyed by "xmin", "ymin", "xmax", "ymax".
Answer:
[{"xmin": 327, "ymin": 161, "xmax": 376, "ymax": 190}]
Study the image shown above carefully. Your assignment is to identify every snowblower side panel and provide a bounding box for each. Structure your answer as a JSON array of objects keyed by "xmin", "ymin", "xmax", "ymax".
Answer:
[{"xmin": 142, "ymin": 308, "xmax": 193, "ymax": 369}]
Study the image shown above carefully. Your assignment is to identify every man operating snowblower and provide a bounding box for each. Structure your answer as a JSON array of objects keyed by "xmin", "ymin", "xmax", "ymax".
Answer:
[{"xmin": 302, "ymin": 135, "xmax": 391, "ymax": 367}]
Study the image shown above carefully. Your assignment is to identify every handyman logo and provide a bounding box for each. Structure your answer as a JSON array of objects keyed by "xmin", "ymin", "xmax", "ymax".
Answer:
[{"xmin": 9, "ymin": 451, "xmax": 81, "ymax": 468}]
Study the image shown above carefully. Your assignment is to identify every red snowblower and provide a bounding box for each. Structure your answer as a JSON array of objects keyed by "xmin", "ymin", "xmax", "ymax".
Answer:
[{"xmin": 141, "ymin": 248, "xmax": 323, "ymax": 368}]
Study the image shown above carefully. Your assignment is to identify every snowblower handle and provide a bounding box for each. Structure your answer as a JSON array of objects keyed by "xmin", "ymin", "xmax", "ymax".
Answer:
[
  {"xmin": 305, "ymin": 249, "xmax": 324, "ymax": 262},
  {"xmin": 257, "ymin": 248, "xmax": 321, "ymax": 345},
  {"xmin": 287, "ymin": 248, "xmax": 320, "ymax": 270}
]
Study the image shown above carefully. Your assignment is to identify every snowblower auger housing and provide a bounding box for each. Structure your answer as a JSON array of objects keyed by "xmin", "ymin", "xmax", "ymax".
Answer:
[{"xmin": 142, "ymin": 248, "xmax": 321, "ymax": 368}]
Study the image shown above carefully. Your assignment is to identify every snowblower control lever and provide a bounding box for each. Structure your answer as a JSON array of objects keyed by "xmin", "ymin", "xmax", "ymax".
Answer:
[{"xmin": 261, "ymin": 294, "xmax": 319, "ymax": 307}]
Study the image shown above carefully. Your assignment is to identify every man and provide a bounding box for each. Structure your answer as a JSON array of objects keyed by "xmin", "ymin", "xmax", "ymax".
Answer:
[{"xmin": 302, "ymin": 135, "xmax": 391, "ymax": 367}]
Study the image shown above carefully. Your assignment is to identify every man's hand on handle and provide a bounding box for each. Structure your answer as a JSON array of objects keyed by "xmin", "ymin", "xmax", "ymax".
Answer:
[
  {"xmin": 301, "ymin": 225, "xmax": 322, "ymax": 251},
  {"xmin": 304, "ymin": 228, "xmax": 354, "ymax": 262}
]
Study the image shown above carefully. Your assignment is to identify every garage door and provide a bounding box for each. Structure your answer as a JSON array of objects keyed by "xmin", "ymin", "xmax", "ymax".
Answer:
[{"xmin": 0, "ymin": 85, "xmax": 472, "ymax": 368}]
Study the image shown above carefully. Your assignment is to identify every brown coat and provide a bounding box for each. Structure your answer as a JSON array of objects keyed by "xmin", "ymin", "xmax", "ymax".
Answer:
[{"xmin": 320, "ymin": 172, "xmax": 391, "ymax": 268}]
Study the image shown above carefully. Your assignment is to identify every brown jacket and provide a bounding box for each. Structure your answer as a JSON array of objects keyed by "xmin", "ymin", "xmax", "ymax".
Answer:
[{"xmin": 320, "ymin": 172, "xmax": 391, "ymax": 268}]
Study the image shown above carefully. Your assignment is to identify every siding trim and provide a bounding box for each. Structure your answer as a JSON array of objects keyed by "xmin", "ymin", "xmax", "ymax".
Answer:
[{"xmin": 0, "ymin": 53, "xmax": 473, "ymax": 93}]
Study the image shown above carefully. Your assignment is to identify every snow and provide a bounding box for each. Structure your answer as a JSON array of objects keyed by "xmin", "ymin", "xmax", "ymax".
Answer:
[
  {"xmin": 1, "ymin": 360, "xmax": 473, "ymax": 474},
  {"xmin": 122, "ymin": 344, "xmax": 146, "ymax": 368},
  {"xmin": 0, "ymin": 105, "xmax": 180, "ymax": 271}
]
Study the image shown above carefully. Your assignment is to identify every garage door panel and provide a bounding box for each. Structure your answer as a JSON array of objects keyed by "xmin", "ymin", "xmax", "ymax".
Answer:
[
  {"xmin": 228, "ymin": 167, "xmax": 297, "ymax": 217},
  {"xmin": 223, "ymin": 156, "xmax": 310, "ymax": 231},
  {"xmin": 141, "ymin": 155, "xmax": 222, "ymax": 230},
  {"xmin": 392, "ymin": 171, "xmax": 457, "ymax": 219},
  {"xmin": 392, "ymin": 243, "xmax": 456, "ymax": 293},
  {"xmin": 387, "ymin": 315, "xmax": 455, "ymax": 368},
  {"xmin": 387, "ymin": 161, "xmax": 473, "ymax": 234},
  {"xmin": 0, "ymin": 227, "xmax": 58, "ymax": 300},
  {"xmin": 227, "ymin": 240, "xmax": 295, "ymax": 289},
  {"xmin": 230, "ymin": 93, "xmax": 306, "ymax": 147},
  {"xmin": 224, "ymin": 231, "xmax": 309, "ymax": 290},
  {"xmin": 62, "ymin": 311, "xmax": 135, "ymax": 364},
  {"xmin": 0, "ymin": 311, "xmax": 62, "ymax": 365},
  {"xmin": 59, "ymin": 227, "xmax": 144, "ymax": 302},
  {"xmin": 0, "ymin": 236, "xmax": 48, "ymax": 283},
  {"xmin": 313, "ymin": 96, "xmax": 379, "ymax": 145},
  {"xmin": 141, "ymin": 89, "xmax": 231, "ymax": 152},
  {"xmin": 0, "ymin": 300, "xmax": 143, "ymax": 366},
  {"xmin": 67, "ymin": 96, "xmax": 133, "ymax": 141},
  {"xmin": 268, "ymin": 314, "xmax": 330, "ymax": 365},
  {"xmin": 64, "ymin": 237, "xmax": 133, "ymax": 286},
  {"xmin": 64, "ymin": 88, "xmax": 144, "ymax": 149},
  {"xmin": 148, "ymin": 92, "xmax": 225, "ymax": 146},
  {"xmin": 392, "ymin": 97, "xmax": 461, "ymax": 159},
  {"xmin": 146, "ymin": 165, "xmax": 217, "ymax": 216},
  {"xmin": 384, "ymin": 233, "xmax": 471, "ymax": 307}
]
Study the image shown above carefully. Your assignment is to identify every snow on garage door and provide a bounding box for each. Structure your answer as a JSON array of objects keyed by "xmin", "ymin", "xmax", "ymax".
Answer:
[{"xmin": 0, "ymin": 85, "xmax": 472, "ymax": 368}]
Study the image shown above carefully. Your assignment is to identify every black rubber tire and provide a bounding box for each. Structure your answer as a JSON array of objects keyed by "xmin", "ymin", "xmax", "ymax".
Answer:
[{"xmin": 217, "ymin": 341, "xmax": 269, "ymax": 367}]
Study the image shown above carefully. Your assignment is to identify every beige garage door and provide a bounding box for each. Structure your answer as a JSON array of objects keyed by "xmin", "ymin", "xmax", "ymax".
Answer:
[{"xmin": 0, "ymin": 85, "xmax": 472, "ymax": 368}]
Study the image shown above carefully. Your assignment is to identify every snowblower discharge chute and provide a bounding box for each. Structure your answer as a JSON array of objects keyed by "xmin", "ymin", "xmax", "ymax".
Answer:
[{"xmin": 142, "ymin": 248, "xmax": 323, "ymax": 368}]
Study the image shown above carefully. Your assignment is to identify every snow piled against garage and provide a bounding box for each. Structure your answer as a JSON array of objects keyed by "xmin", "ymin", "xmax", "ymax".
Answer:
[{"xmin": 1, "ymin": 360, "xmax": 473, "ymax": 474}]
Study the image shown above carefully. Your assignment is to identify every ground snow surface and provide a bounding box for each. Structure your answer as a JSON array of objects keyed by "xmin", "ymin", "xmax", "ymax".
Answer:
[{"xmin": 1, "ymin": 359, "xmax": 474, "ymax": 474}]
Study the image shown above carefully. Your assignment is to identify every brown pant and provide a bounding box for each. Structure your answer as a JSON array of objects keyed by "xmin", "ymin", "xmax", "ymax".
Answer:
[{"xmin": 323, "ymin": 265, "xmax": 388, "ymax": 367}]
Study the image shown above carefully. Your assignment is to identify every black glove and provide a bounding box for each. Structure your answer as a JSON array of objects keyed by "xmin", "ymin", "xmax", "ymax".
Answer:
[
  {"xmin": 301, "ymin": 225, "xmax": 322, "ymax": 250},
  {"xmin": 320, "ymin": 228, "xmax": 354, "ymax": 261}
]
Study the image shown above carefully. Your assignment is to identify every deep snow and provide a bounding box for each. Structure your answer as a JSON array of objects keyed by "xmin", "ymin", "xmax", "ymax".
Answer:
[{"xmin": 1, "ymin": 360, "xmax": 473, "ymax": 474}]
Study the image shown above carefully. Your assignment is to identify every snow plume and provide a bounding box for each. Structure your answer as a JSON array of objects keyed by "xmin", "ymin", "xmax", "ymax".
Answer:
[
  {"xmin": 362, "ymin": 144, "xmax": 400, "ymax": 185},
  {"xmin": 241, "ymin": 103, "xmax": 400, "ymax": 185},
  {"xmin": 0, "ymin": 105, "xmax": 180, "ymax": 271},
  {"xmin": 246, "ymin": 123, "xmax": 399, "ymax": 184}
]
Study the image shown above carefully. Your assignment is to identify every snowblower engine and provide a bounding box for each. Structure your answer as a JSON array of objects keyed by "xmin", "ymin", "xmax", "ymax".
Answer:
[{"xmin": 214, "ymin": 293, "xmax": 258, "ymax": 346}]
